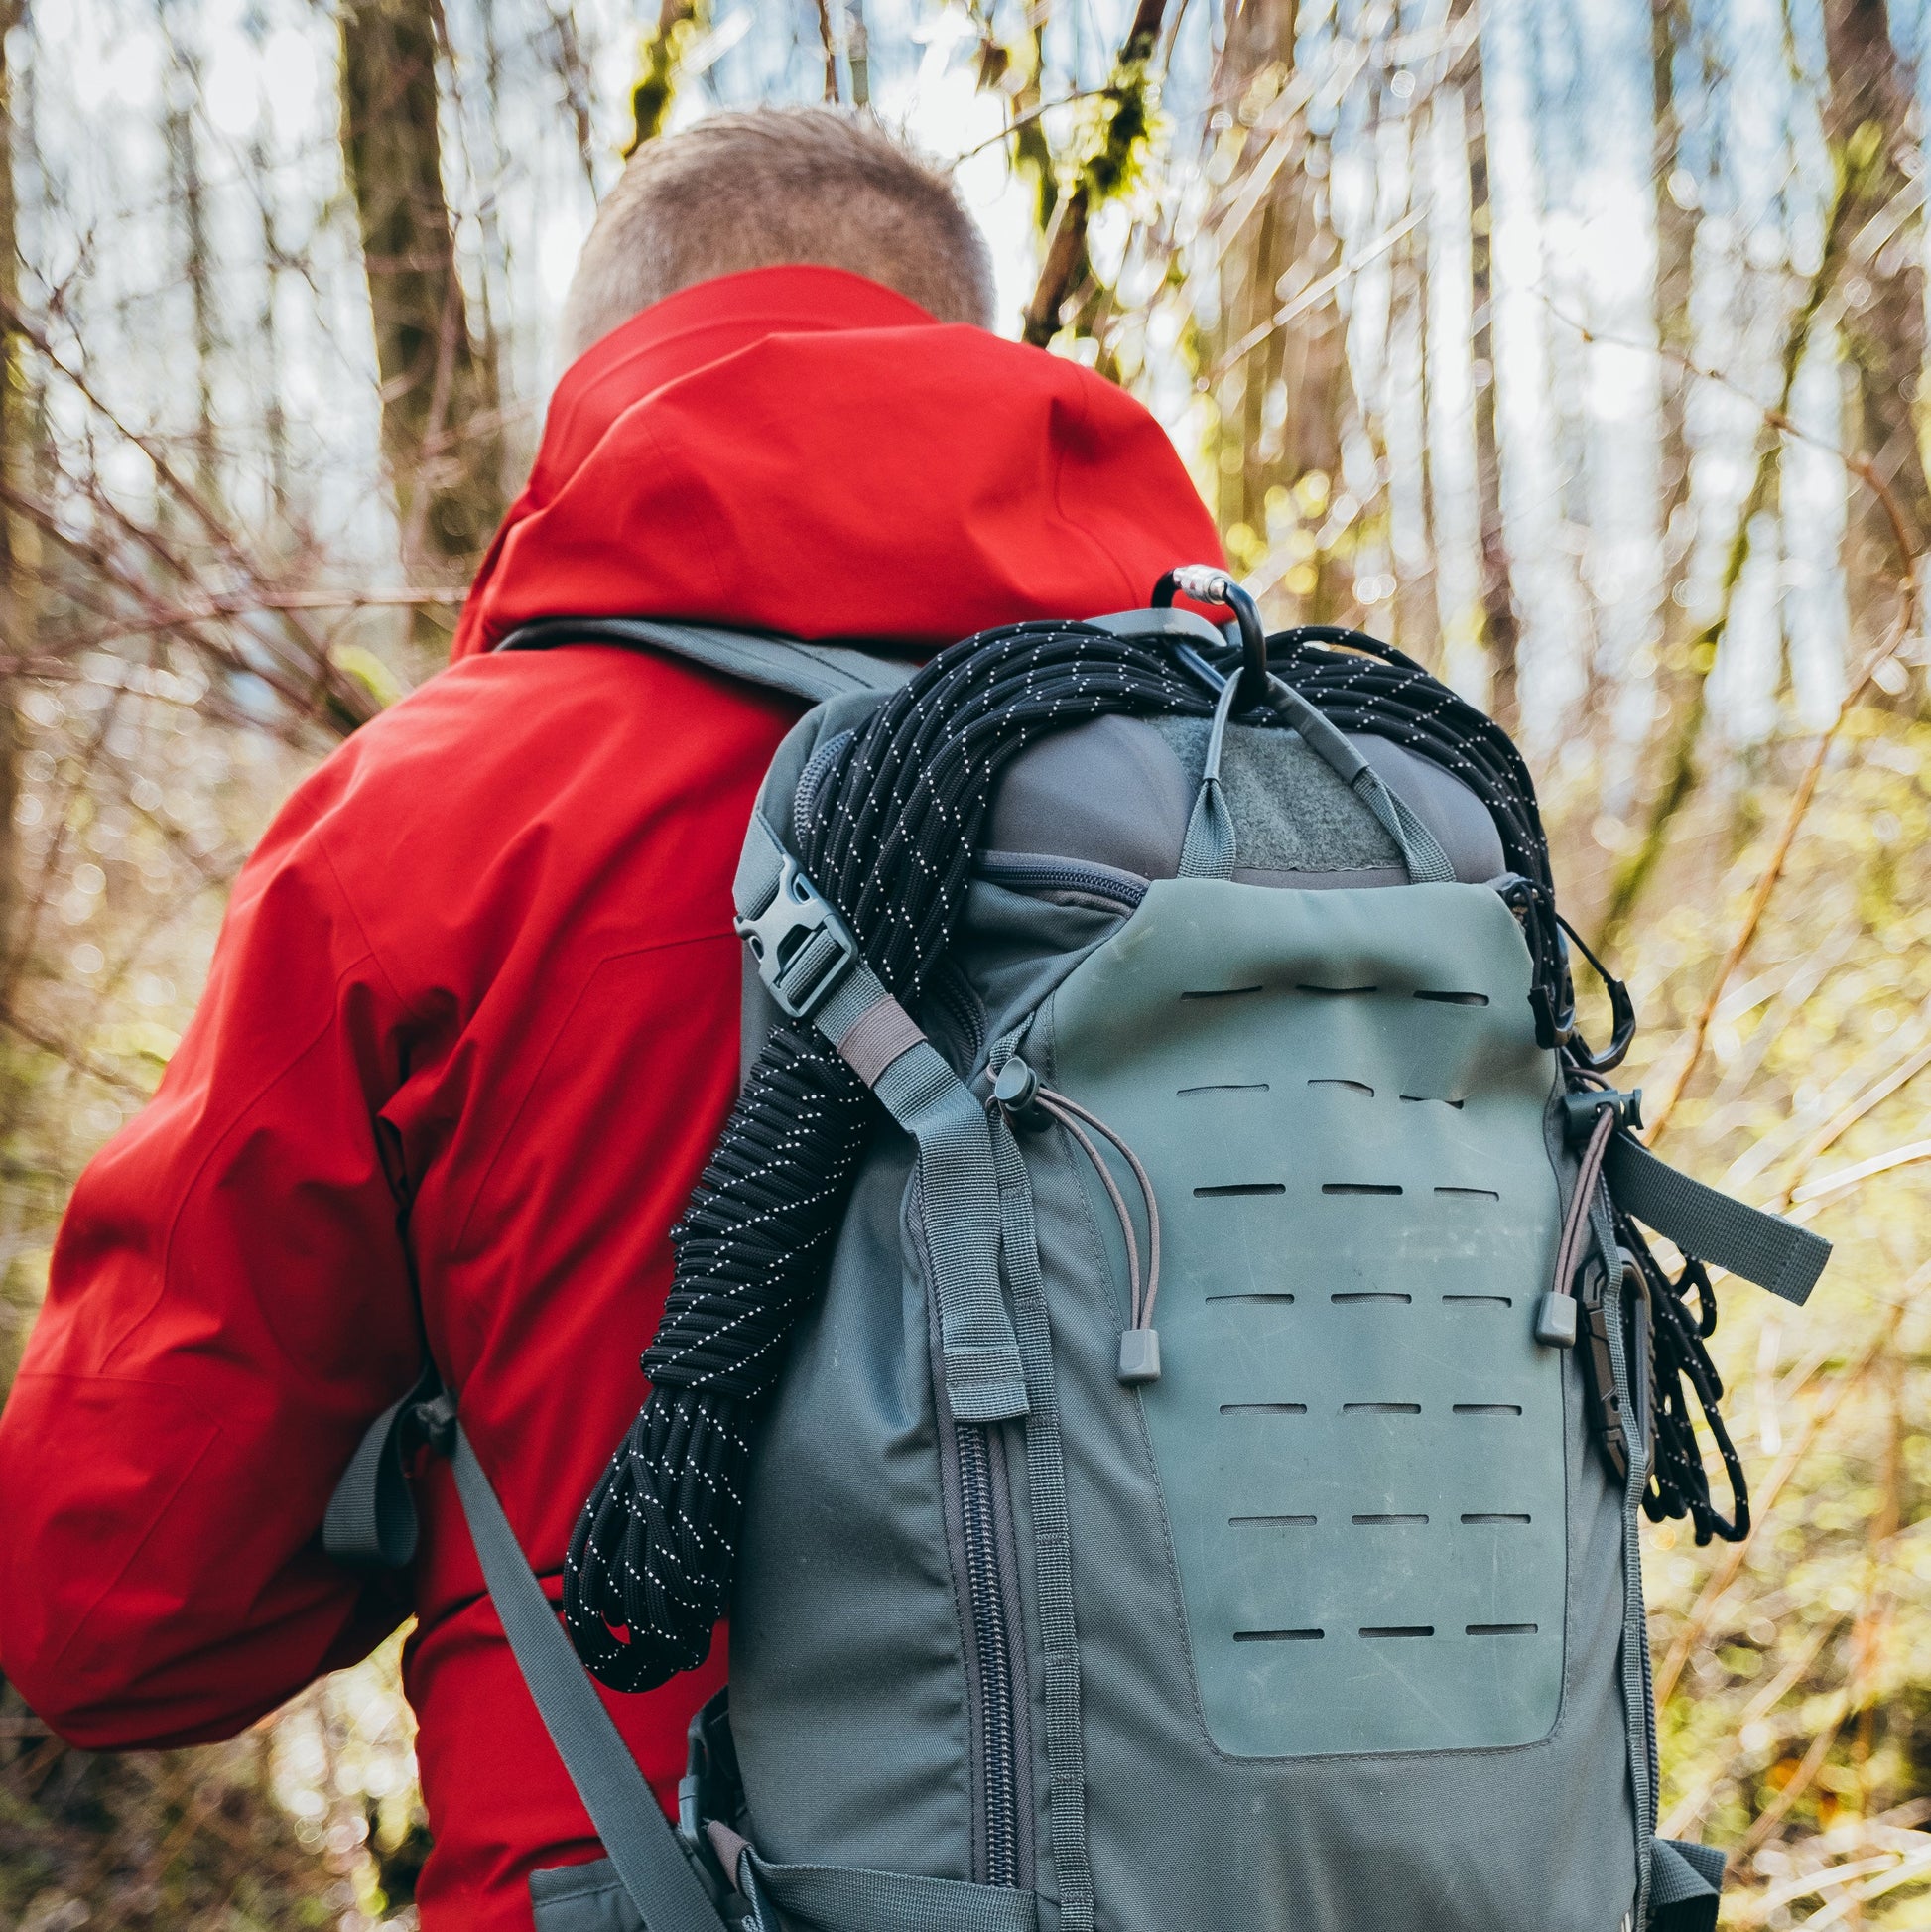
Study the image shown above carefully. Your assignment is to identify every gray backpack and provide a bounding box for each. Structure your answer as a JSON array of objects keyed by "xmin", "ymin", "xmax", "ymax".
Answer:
[{"xmin": 327, "ymin": 584, "xmax": 1829, "ymax": 1932}]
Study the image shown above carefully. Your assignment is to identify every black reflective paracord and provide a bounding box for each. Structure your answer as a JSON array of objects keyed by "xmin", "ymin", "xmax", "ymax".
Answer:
[
  {"xmin": 1617, "ymin": 1211, "xmax": 1750, "ymax": 1544},
  {"xmin": 564, "ymin": 1025, "xmax": 871, "ymax": 1692}
]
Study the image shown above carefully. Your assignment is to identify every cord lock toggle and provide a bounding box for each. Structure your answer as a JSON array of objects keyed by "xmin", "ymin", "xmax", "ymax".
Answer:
[
  {"xmin": 992, "ymin": 1056, "xmax": 1049, "ymax": 1131},
  {"xmin": 1561, "ymin": 1087, "xmax": 1642, "ymax": 1148}
]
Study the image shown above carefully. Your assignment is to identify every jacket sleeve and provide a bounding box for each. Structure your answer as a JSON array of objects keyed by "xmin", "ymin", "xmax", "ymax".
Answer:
[{"xmin": 0, "ymin": 774, "xmax": 425, "ymax": 1747}]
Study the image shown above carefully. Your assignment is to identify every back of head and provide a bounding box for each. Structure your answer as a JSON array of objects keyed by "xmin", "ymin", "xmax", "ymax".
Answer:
[{"xmin": 559, "ymin": 106, "xmax": 996, "ymax": 362}]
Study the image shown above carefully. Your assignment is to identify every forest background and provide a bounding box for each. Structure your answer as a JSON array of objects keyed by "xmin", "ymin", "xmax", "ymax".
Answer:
[{"xmin": 0, "ymin": 0, "xmax": 1926, "ymax": 1924}]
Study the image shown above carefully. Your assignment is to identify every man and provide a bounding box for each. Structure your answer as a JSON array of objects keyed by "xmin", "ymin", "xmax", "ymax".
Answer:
[{"xmin": 0, "ymin": 107, "xmax": 1222, "ymax": 1928}]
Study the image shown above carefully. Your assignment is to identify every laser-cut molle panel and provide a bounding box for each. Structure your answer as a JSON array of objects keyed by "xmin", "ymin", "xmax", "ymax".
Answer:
[{"xmin": 1045, "ymin": 879, "xmax": 1566, "ymax": 1759}]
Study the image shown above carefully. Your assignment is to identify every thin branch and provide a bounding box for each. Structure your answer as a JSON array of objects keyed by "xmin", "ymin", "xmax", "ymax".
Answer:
[
  {"xmin": 1645, "ymin": 608, "xmax": 1915, "ymax": 1144},
  {"xmin": 949, "ymin": 89, "xmax": 1111, "ymax": 170},
  {"xmin": 1790, "ymin": 1136, "xmax": 1931, "ymax": 1211},
  {"xmin": 1021, "ymin": 0, "xmax": 1167, "ymax": 347},
  {"xmin": 1653, "ymin": 1316, "xmax": 1896, "ymax": 1710}
]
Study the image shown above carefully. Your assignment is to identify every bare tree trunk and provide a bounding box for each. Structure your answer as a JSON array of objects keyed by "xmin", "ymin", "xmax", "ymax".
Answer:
[
  {"xmin": 1823, "ymin": 0, "xmax": 1929, "ymax": 616},
  {"xmin": 1599, "ymin": 165, "xmax": 1862, "ymax": 948},
  {"xmin": 975, "ymin": 9, "xmax": 1057, "ymax": 237},
  {"xmin": 1203, "ymin": 0, "xmax": 1353, "ymax": 620},
  {"xmin": 339, "ymin": 0, "xmax": 504, "ymax": 641},
  {"xmin": 1652, "ymin": 0, "xmax": 1696, "ymax": 621},
  {"xmin": 0, "ymin": 0, "xmax": 25, "ymax": 956},
  {"xmin": 630, "ymin": 0, "xmax": 709, "ymax": 147},
  {"xmin": 253, "ymin": 131, "xmax": 291, "ymax": 526},
  {"xmin": 1388, "ymin": 173, "xmax": 1438, "ymax": 656},
  {"xmin": 1021, "ymin": 0, "xmax": 1165, "ymax": 347},
  {"xmin": 1463, "ymin": 67, "xmax": 1519, "ymax": 731},
  {"xmin": 160, "ymin": 13, "xmax": 217, "ymax": 499}
]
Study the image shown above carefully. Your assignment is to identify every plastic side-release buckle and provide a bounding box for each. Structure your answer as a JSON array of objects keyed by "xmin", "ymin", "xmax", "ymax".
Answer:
[{"xmin": 734, "ymin": 853, "xmax": 860, "ymax": 1021}]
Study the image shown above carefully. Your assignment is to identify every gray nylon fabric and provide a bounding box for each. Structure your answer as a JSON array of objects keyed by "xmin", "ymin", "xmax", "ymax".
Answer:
[
  {"xmin": 986, "ymin": 712, "xmax": 1501, "ymax": 894},
  {"xmin": 1158, "ymin": 714, "xmax": 1401, "ymax": 880},
  {"xmin": 727, "ymin": 877, "xmax": 1643, "ymax": 1931},
  {"xmin": 748, "ymin": 1855, "xmax": 1038, "ymax": 1932},
  {"xmin": 449, "ymin": 1430, "xmax": 727, "ymax": 1932},
  {"xmin": 986, "ymin": 714, "xmax": 1198, "ymax": 880},
  {"xmin": 1024, "ymin": 890, "xmax": 1638, "ymax": 1930},
  {"xmin": 1606, "ymin": 1132, "xmax": 1830, "ymax": 1305},
  {"xmin": 529, "ymin": 1859, "xmax": 647, "ymax": 1932},
  {"xmin": 730, "ymin": 1139, "xmax": 981, "ymax": 1882},
  {"xmin": 1045, "ymin": 879, "xmax": 1567, "ymax": 1755},
  {"xmin": 991, "ymin": 1113, "xmax": 1095, "ymax": 1932},
  {"xmin": 499, "ymin": 617, "xmax": 917, "ymax": 704}
]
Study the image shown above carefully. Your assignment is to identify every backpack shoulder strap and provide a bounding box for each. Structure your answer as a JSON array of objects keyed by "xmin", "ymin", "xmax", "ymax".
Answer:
[
  {"xmin": 323, "ymin": 1383, "xmax": 726, "ymax": 1932},
  {"xmin": 494, "ymin": 616, "xmax": 917, "ymax": 705}
]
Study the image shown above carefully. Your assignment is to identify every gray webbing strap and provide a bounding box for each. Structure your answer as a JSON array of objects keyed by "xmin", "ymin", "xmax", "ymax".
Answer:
[
  {"xmin": 734, "ymin": 818, "xmax": 1029, "ymax": 1423},
  {"xmin": 867, "ymin": 1025, "xmax": 1030, "ymax": 1421},
  {"xmin": 494, "ymin": 616, "xmax": 917, "ymax": 705},
  {"xmin": 449, "ymin": 1428, "xmax": 727, "ymax": 1932},
  {"xmin": 321, "ymin": 1368, "xmax": 437, "ymax": 1569},
  {"xmin": 1649, "ymin": 1837, "xmax": 1724, "ymax": 1932},
  {"xmin": 1177, "ymin": 669, "xmax": 1240, "ymax": 879},
  {"xmin": 1351, "ymin": 766, "xmax": 1457, "ymax": 883},
  {"xmin": 1172, "ymin": 655, "xmax": 1455, "ymax": 884},
  {"xmin": 990, "ymin": 1113, "xmax": 1094, "ymax": 1932},
  {"xmin": 1265, "ymin": 673, "xmax": 1456, "ymax": 883},
  {"xmin": 815, "ymin": 955, "xmax": 1028, "ymax": 1422},
  {"xmin": 1606, "ymin": 1132, "xmax": 1831, "ymax": 1306},
  {"xmin": 745, "ymin": 1853, "xmax": 1037, "ymax": 1932}
]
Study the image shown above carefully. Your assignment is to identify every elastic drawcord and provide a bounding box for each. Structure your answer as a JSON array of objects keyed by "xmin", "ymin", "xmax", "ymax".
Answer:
[
  {"xmin": 1551, "ymin": 1102, "xmax": 1617, "ymax": 1302},
  {"xmin": 1036, "ymin": 1088, "xmax": 1162, "ymax": 1333}
]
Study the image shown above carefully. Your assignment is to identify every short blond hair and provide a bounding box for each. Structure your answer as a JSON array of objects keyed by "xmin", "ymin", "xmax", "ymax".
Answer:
[{"xmin": 559, "ymin": 107, "xmax": 996, "ymax": 361}]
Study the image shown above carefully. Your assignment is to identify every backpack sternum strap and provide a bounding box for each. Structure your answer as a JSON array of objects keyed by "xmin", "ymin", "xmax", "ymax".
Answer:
[{"xmin": 1604, "ymin": 1132, "xmax": 1830, "ymax": 1306}]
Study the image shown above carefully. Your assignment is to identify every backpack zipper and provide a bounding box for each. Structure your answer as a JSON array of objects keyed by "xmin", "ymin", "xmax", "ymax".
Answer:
[
  {"xmin": 913, "ymin": 1186, "xmax": 1028, "ymax": 1888},
  {"xmin": 975, "ymin": 854, "xmax": 1148, "ymax": 911},
  {"xmin": 954, "ymin": 1417, "xmax": 1024, "ymax": 1885}
]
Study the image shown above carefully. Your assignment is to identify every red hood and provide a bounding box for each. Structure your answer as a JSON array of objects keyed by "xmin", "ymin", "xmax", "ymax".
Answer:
[{"xmin": 451, "ymin": 265, "xmax": 1223, "ymax": 659}]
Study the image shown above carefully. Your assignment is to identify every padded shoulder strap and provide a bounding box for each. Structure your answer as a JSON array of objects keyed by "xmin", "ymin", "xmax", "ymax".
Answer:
[
  {"xmin": 494, "ymin": 616, "xmax": 917, "ymax": 704},
  {"xmin": 323, "ymin": 1392, "xmax": 726, "ymax": 1932}
]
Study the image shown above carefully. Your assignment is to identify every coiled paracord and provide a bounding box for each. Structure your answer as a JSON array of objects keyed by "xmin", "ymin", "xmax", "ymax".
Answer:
[{"xmin": 564, "ymin": 617, "xmax": 1739, "ymax": 1691}]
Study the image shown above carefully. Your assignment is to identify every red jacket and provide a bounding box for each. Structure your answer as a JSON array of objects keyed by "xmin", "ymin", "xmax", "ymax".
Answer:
[{"xmin": 0, "ymin": 265, "xmax": 1222, "ymax": 1928}]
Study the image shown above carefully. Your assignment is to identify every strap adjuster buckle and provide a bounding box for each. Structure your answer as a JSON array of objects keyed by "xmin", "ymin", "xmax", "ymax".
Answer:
[
  {"xmin": 735, "ymin": 854, "xmax": 860, "ymax": 1021},
  {"xmin": 405, "ymin": 1389, "xmax": 458, "ymax": 1460}
]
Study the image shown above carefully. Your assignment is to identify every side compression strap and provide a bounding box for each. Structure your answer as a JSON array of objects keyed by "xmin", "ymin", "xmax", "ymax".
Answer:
[
  {"xmin": 1606, "ymin": 1132, "xmax": 1830, "ymax": 1307},
  {"xmin": 450, "ymin": 1428, "xmax": 727, "ymax": 1932},
  {"xmin": 323, "ymin": 1393, "xmax": 726, "ymax": 1932},
  {"xmin": 1649, "ymin": 1837, "xmax": 1726, "ymax": 1932}
]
